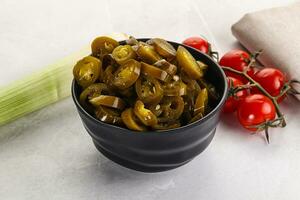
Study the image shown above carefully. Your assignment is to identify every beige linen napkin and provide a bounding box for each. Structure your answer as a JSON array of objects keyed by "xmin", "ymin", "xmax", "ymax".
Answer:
[{"xmin": 232, "ymin": 2, "xmax": 300, "ymax": 100}]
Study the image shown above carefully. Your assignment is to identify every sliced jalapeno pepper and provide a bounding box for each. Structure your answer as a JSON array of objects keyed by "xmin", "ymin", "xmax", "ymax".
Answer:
[
  {"xmin": 152, "ymin": 120, "xmax": 181, "ymax": 130},
  {"xmin": 189, "ymin": 112, "xmax": 203, "ymax": 123},
  {"xmin": 151, "ymin": 38, "xmax": 176, "ymax": 59},
  {"xmin": 102, "ymin": 65, "xmax": 117, "ymax": 90},
  {"xmin": 136, "ymin": 42, "xmax": 162, "ymax": 64},
  {"xmin": 121, "ymin": 108, "xmax": 147, "ymax": 131},
  {"xmin": 126, "ymin": 36, "xmax": 139, "ymax": 46},
  {"xmin": 133, "ymin": 100, "xmax": 158, "ymax": 126},
  {"xmin": 159, "ymin": 96, "xmax": 185, "ymax": 120},
  {"xmin": 79, "ymin": 83, "xmax": 110, "ymax": 111},
  {"xmin": 91, "ymin": 36, "xmax": 119, "ymax": 59},
  {"xmin": 197, "ymin": 61, "xmax": 208, "ymax": 74},
  {"xmin": 176, "ymin": 46, "xmax": 203, "ymax": 80},
  {"xmin": 163, "ymin": 79, "xmax": 187, "ymax": 96},
  {"xmin": 95, "ymin": 106, "xmax": 122, "ymax": 125},
  {"xmin": 73, "ymin": 56, "xmax": 101, "ymax": 88},
  {"xmin": 181, "ymin": 96, "xmax": 194, "ymax": 124},
  {"xmin": 112, "ymin": 45, "xmax": 137, "ymax": 65},
  {"xmin": 102, "ymin": 54, "xmax": 118, "ymax": 70},
  {"xmin": 198, "ymin": 79, "xmax": 219, "ymax": 101},
  {"xmin": 153, "ymin": 59, "xmax": 177, "ymax": 76},
  {"xmin": 194, "ymin": 88, "xmax": 208, "ymax": 116},
  {"xmin": 118, "ymin": 86, "xmax": 135, "ymax": 98},
  {"xmin": 135, "ymin": 76, "xmax": 163, "ymax": 104},
  {"xmin": 89, "ymin": 95, "xmax": 126, "ymax": 110},
  {"xmin": 149, "ymin": 104, "xmax": 163, "ymax": 117},
  {"xmin": 141, "ymin": 62, "xmax": 170, "ymax": 82},
  {"xmin": 113, "ymin": 59, "xmax": 141, "ymax": 89}
]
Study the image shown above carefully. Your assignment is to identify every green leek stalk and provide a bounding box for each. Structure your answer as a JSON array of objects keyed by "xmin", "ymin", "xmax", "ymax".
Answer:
[{"xmin": 0, "ymin": 33, "xmax": 129, "ymax": 126}]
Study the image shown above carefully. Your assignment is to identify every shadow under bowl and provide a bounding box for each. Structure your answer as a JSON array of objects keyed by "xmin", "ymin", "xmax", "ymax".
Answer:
[{"xmin": 71, "ymin": 39, "xmax": 228, "ymax": 172}]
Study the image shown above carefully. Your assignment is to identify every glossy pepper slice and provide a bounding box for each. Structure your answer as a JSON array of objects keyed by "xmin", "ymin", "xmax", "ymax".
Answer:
[
  {"xmin": 163, "ymin": 78, "xmax": 187, "ymax": 96},
  {"xmin": 133, "ymin": 100, "xmax": 158, "ymax": 126},
  {"xmin": 194, "ymin": 88, "xmax": 208, "ymax": 116},
  {"xmin": 121, "ymin": 108, "xmax": 147, "ymax": 131},
  {"xmin": 151, "ymin": 38, "xmax": 176, "ymax": 59},
  {"xmin": 149, "ymin": 104, "xmax": 163, "ymax": 117},
  {"xmin": 176, "ymin": 46, "xmax": 203, "ymax": 79},
  {"xmin": 159, "ymin": 96, "xmax": 185, "ymax": 120},
  {"xmin": 197, "ymin": 61, "xmax": 208, "ymax": 74},
  {"xmin": 91, "ymin": 36, "xmax": 119, "ymax": 59},
  {"xmin": 152, "ymin": 120, "xmax": 181, "ymax": 130},
  {"xmin": 89, "ymin": 95, "xmax": 126, "ymax": 110},
  {"xmin": 153, "ymin": 59, "xmax": 177, "ymax": 76},
  {"xmin": 135, "ymin": 76, "xmax": 163, "ymax": 104},
  {"xmin": 189, "ymin": 112, "xmax": 203, "ymax": 123},
  {"xmin": 73, "ymin": 56, "xmax": 101, "ymax": 88},
  {"xmin": 113, "ymin": 59, "xmax": 141, "ymax": 89},
  {"xmin": 102, "ymin": 65, "xmax": 117, "ymax": 91},
  {"xmin": 198, "ymin": 79, "xmax": 219, "ymax": 101},
  {"xmin": 136, "ymin": 42, "xmax": 162, "ymax": 64},
  {"xmin": 95, "ymin": 106, "xmax": 122, "ymax": 125},
  {"xmin": 112, "ymin": 45, "xmax": 136, "ymax": 65},
  {"xmin": 79, "ymin": 83, "xmax": 110, "ymax": 111},
  {"xmin": 181, "ymin": 96, "xmax": 194, "ymax": 124},
  {"xmin": 141, "ymin": 62, "xmax": 170, "ymax": 82},
  {"xmin": 102, "ymin": 54, "xmax": 119, "ymax": 69}
]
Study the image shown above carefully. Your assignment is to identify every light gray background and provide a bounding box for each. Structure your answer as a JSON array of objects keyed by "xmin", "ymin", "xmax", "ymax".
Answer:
[{"xmin": 1, "ymin": 0, "xmax": 299, "ymax": 199}]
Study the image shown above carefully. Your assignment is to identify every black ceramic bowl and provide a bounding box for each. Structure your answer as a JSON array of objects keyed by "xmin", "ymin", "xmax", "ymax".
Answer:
[{"xmin": 72, "ymin": 39, "xmax": 228, "ymax": 172}]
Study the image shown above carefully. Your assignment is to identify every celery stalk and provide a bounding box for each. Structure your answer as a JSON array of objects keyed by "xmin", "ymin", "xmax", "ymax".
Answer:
[{"xmin": 0, "ymin": 33, "xmax": 129, "ymax": 126}]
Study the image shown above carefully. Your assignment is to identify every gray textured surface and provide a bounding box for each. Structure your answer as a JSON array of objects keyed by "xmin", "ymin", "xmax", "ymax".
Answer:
[{"xmin": 1, "ymin": 0, "xmax": 300, "ymax": 199}]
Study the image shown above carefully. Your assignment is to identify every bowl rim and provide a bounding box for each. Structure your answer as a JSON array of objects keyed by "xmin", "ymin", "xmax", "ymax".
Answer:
[{"xmin": 71, "ymin": 38, "xmax": 228, "ymax": 135}]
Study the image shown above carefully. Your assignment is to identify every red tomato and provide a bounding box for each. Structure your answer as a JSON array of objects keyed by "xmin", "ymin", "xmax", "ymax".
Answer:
[
  {"xmin": 223, "ymin": 77, "xmax": 248, "ymax": 113},
  {"xmin": 219, "ymin": 50, "xmax": 254, "ymax": 83},
  {"xmin": 237, "ymin": 94, "xmax": 276, "ymax": 131},
  {"xmin": 251, "ymin": 67, "xmax": 286, "ymax": 102},
  {"xmin": 182, "ymin": 37, "xmax": 210, "ymax": 54}
]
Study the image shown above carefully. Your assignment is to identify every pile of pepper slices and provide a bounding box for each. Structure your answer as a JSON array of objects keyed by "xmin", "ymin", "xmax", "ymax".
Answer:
[{"xmin": 73, "ymin": 36, "xmax": 218, "ymax": 131}]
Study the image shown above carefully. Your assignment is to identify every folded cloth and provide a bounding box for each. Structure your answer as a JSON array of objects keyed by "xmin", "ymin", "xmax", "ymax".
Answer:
[{"xmin": 232, "ymin": 2, "xmax": 300, "ymax": 100}]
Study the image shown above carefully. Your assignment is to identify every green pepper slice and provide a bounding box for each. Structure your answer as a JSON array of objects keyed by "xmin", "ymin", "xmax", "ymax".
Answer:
[
  {"xmin": 79, "ymin": 83, "xmax": 110, "ymax": 111},
  {"xmin": 198, "ymin": 79, "xmax": 219, "ymax": 101},
  {"xmin": 159, "ymin": 96, "xmax": 185, "ymax": 120},
  {"xmin": 133, "ymin": 100, "xmax": 158, "ymax": 126},
  {"xmin": 163, "ymin": 79, "xmax": 187, "ymax": 96},
  {"xmin": 152, "ymin": 120, "xmax": 181, "ymax": 130},
  {"xmin": 101, "ymin": 65, "xmax": 117, "ymax": 90},
  {"xmin": 189, "ymin": 112, "xmax": 203, "ymax": 123},
  {"xmin": 194, "ymin": 88, "xmax": 208, "ymax": 116},
  {"xmin": 176, "ymin": 46, "xmax": 203, "ymax": 80},
  {"xmin": 91, "ymin": 36, "xmax": 119, "ymax": 59},
  {"xmin": 121, "ymin": 108, "xmax": 147, "ymax": 131},
  {"xmin": 141, "ymin": 62, "xmax": 170, "ymax": 82},
  {"xmin": 135, "ymin": 76, "xmax": 163, "ymax": 104},
  {"xmin": 112, "ymin": 45, "xmax": 137, "ymax": 65},
  {"xmin": 151, "ymin": 38, "xmax": 176, "ymax": 59},
  {"xmin": 197, "ymin": 61, "xmax": 208, "ymax": 74},
  {"xmin": 95, "ymin": 106, "xmax": 122, "ymax": 125},
  {"xmin": 73, "ymin": 56, "xmax": 101, "ymax": 88},
  {"xmin": 126, "ymin": 36, "xmax": 139, "ymax": 46},
  {"xmin": 89, "ymin": 95, "xmax": 126, "ymax": 110},
  {"xmin": 136, "ymin": 42, "xmax": 162, "ymax": 64},
  {"xmin": 149, "ymin": 104, "xmax": 163, "ymax": 117},
  {"xmin": 153, "ymin": 59, "xmax": 177, "ymax": 76},
  {"xmin": 113, "ymin": 59, "xmax": 141, "ymax": 89}
]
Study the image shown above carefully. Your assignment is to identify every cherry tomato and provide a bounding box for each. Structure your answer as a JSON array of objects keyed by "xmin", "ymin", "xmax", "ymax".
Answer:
[
  {"xmin": 251, "ymin": 67, "xmax": 286, "ymax": 103},
  {"xmin": 223, "ymin": 77, "xmax": 248, "ymax": 113},
  {"xmin": 182, "ymin": 36, "xmax": 210, "ymax": 54},
  {"xmin": 219, "ymin": 50, "xmax": 254, "ymax": 83},
  {"xmin": 237, "ymin": 94, "xmax": 276, "ymax": 131}
]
